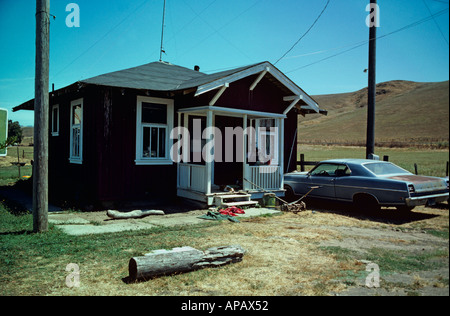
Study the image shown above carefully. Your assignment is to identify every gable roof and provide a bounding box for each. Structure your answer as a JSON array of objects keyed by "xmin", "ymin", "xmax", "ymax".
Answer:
[
  {"xmin": 13, "ymin": 61, "xmax": 324, "ymax": 114},
  {"xmin": 80, "ymin": 61, "xmax": 206, "ymax": 91}
]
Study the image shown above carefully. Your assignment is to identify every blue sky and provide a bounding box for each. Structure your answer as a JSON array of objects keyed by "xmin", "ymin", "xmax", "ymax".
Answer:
[{"xmin": 0, "ymin": 0, "xmax": 448, "ymax": 127}]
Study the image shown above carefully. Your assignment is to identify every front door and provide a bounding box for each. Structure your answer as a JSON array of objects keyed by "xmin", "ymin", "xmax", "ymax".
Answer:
[{"xmin": 214, "ymin": 115, "xmax": 243, "ymax": 187}]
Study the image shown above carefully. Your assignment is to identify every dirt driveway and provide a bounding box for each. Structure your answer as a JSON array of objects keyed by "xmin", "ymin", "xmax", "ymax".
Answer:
[{"xmin": 276, "ymin": 202, "xmax": 449, "ymax": 296}]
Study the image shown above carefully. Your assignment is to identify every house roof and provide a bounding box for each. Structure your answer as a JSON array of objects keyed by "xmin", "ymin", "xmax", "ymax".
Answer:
[
  {"xmin": 80, "ymin": 61, "xmax": 268, "ymax": 92},
  {"xmin": 80, "ymin": 61, "xmax": 207, "ymax": 91},
  {"xmin": 13, "ymin": 61, "xmax": 324, "ymax": 114}
]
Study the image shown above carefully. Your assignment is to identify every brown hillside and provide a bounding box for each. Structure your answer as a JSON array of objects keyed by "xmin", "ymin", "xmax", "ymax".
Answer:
[{"xmin": 300, "ymin": 80, "xmax": 449, "ymax": 147}]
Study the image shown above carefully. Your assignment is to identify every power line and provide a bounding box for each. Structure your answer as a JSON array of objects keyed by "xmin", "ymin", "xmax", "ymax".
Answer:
[
  {"xmin": 274, "ymin": 0, "xmax": 331, "ymax": 65},
  {"xmin": 286, "ymin": 8, "xmax": 449, "ymax": 74},
  {"xmin": 51, "ymin": 0, "xmax": 151, "ymax": 83},
  {"xmin": 422, "ymin": 0, "xmax": 449, "ymax": 45}
]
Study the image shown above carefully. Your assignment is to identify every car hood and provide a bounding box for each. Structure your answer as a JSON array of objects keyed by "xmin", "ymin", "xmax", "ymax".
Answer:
[{"xmin": 387, "ymin": 175, "xmax": 448, "ymax": 192}]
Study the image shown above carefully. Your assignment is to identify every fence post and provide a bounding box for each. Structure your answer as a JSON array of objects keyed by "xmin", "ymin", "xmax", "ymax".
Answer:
[
  {"xmin": 414, "ymin": 163, "xmax": 418, "ymax": 175},
  {"xmin": 383, "ymin": 155, "xmax": 389, "ymax": 161},
  {"xmin": 446, "ymin": 161, "xmax": 449, "ymax": 177},
  {"xmin": 300, "ymin": 154, "xmax": 305, "ymax": 172}
]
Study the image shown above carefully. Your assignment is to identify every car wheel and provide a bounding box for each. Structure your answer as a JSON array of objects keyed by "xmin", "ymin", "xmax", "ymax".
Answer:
[{"xmin": 353, "ymin": 194, "xmax": 380, "ymax": 212}]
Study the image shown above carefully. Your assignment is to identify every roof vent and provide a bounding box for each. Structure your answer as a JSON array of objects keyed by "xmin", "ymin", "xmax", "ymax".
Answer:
[{"xmin": 194, "ymin": 65, "xmax": 200, "ymax": 72}]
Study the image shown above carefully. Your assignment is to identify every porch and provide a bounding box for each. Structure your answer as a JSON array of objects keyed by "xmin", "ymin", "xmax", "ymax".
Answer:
[{"xmin": 175, "ymin": 106, "xmax": 286, "ymax": 206}]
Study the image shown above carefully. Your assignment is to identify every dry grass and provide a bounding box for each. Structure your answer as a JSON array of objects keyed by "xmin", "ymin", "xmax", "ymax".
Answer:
[
  {"xmin": 302, "ymin": 80, "xmax": 449, "ymax": 146},
  {"xmin": 3, "ymin": 204, "xmax": 448, "ymax": 296}
]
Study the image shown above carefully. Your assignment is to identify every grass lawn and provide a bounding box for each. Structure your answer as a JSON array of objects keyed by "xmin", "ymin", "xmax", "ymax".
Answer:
[{"xmin": 0, "ymin": 145, "xmax": 33, "ymax": 186}]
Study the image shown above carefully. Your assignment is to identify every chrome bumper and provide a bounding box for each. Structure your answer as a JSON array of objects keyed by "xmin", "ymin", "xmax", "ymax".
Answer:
[{"xmin": 405, "ymin": 193, "xmax": 449, "ymax": 207}]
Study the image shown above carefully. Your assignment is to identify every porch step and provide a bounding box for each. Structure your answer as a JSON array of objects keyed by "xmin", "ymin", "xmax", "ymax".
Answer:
[
  {"xmin": 213, "ymin": 193, "xmax": 258, "ymax": 208},
  {"xmin": 221, "ymin": 200, "xmax": 259, "ymax": 208}
]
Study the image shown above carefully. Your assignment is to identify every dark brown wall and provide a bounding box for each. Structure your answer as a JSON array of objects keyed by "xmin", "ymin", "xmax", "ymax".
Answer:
[{"xmin": 47, "ymin": 74, "xmax": 299, "ymax": 208}]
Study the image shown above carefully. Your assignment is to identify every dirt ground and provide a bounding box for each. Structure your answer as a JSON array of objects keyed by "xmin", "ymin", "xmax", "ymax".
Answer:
[{"xmin": 47, "ymin": 201, "xmax": 449, "ymax": 296}]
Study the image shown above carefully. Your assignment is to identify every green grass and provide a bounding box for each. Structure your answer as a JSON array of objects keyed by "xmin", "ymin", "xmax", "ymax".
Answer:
[
  {"xmin": 0, "ymin": 201, "xmax": 219, "ymax": 295},
  {"xmin": 0, "ymin": 165, "xmax": 32, "ymax": 186},
  {"xmin": 0, "ymin": 145, "xmax": 33, "ymax": 185},
  {"xmin": 298, "ymin": 145, "xmax": 449, "ymax": 177}
]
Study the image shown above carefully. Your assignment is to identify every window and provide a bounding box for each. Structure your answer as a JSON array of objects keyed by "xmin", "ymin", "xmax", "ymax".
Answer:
[
  {"xmin": 135, "ymin": 96, "xmax": 174, "ymax": 165},
  {"xmin": 363, "ymin": 162, "xmax": 409, "ymax": 176},
  {"xmin": 51, "ymin": 104, "xmax": 59, "ymax": 136},
  {"xmin": 70, "ymin": 99, "xmax": 83, "ymax": 164},
  {"xmin": 248, "ymin": 118, "xmax": 279, "ymax": 165},
  {"xmin": 310, "ymin": 164, "xmax": 349, "ymax": 177}
]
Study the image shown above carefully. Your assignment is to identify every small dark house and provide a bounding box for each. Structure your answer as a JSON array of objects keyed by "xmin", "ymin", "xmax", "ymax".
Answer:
[{"xmin": 14, "ymin": 61, "xmax": 325, "ymax": 208}]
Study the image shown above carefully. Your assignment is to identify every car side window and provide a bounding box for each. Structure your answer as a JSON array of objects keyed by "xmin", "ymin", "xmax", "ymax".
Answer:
[
  {"xmin": 310, "ymin": 164, "xmax": 350, "ymax": 177},
  {"xmin": 335, "ymin": 164, "xmax": 351, "ymax": 177}
]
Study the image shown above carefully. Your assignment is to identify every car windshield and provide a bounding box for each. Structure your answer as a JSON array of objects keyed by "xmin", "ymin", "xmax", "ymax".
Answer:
[{"xmin": 363, "ymin": 162, "xmax": 410, "ymax": 175}]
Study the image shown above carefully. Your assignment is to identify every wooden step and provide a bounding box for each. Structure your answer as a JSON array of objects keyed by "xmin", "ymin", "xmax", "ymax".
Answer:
[
  {"xmin": 215, "ymin": 194, "xmax": 251, "ymax": 200},
  {"xmin": 214, "ymin": 194, "xmax": 251, "ymax": 204},
  {"xmin": 221, "ymin": 200, "xmax": 259, "ymax": 208}
]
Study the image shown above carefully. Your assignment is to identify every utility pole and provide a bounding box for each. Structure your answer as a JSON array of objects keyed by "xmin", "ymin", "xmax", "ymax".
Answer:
[
  {"xmin": 366, "ymin": 0, "xmax": 377, "ymax": 159},
  {"xmin": 33, "ymin": 0, "xmax": 50, "ymax": 232}
]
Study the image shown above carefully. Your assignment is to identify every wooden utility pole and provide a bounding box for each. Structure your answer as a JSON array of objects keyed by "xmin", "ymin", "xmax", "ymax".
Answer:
[
  {"xmin": 366, "ymin": 0, "xmax": 377, "ymax": 159},
  {"xmin": 33, "ymin": 0, "xmax": 50, "ymax": 233}
]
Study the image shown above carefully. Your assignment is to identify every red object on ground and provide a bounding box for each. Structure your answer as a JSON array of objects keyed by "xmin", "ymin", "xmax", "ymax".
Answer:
[{"xmin": 219, "ymin": 206, "xmax": 245, "ymax": 216}]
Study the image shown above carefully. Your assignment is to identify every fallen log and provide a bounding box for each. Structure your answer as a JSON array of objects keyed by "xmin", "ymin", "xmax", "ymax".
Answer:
[
  {"xmin": 106, "ymin": 209, "xmax": 165, "ymax": 220},
  {"xmin": 128, "ymin": 245, "xmax": 245, "ymax": 281}
]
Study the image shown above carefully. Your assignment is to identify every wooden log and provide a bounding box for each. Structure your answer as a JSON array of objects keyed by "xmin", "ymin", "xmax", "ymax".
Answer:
[
  {"xmin": 128, "ymin": 245, "xmax": 245, "ymax": 281},
  {"xmin": 106, "ymin": 209, "xmax": 165, "ymax": 220}
]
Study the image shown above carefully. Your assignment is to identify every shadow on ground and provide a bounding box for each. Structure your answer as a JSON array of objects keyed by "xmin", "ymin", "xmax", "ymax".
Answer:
[{"xmin": 303, "ymin": 198, "xmax": 447, "ymax": 225}]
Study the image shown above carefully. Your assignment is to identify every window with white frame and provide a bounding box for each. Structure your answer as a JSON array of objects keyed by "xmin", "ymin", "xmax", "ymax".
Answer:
[
  {"xmin": 135, "ymin": 96, "xmax": 174, "ymax": 165},
  {"xmin": 70, "ymin": 99, "xmax": 83, "ymax": 164},
  {"xmin": 248, "ymin": 118, "xmax": 279, "ymax": 165},
  {"xmin": 51, "ymin": 104, "xmax": 59, "ymax": 136}
]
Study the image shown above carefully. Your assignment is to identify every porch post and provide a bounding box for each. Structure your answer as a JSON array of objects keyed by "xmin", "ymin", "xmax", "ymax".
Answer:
[
  {"xmin": 279, "ymin": 118, "xmax": 284, "ymax": 190},
  {"xmin": 205, "ymin": 110, "xmax": 213, "ymax": 195},
  {"xmin": 242, "ymin": 114, "xmax": 249, "ymax": 190}
]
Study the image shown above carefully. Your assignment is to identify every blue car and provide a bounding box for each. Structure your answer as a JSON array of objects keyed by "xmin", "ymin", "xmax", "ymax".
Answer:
[{"xmin": 284, "ymin": 159, "xmax": 449, "ymax": 211}]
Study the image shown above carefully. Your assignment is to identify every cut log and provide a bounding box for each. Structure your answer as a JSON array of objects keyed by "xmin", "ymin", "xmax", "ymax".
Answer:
[
  {"xmin": 106, "ymin": 209, "xmax": 165, "ymax": 220},
  {"xmin": 128, "ymin": 245, "xmax": 245, "ymax": 281}
]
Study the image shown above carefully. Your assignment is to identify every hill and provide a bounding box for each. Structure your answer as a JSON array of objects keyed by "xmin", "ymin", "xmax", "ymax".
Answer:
[{"xmin": 300, "ymin": 80, "xmax": 449, "ymax": 148}]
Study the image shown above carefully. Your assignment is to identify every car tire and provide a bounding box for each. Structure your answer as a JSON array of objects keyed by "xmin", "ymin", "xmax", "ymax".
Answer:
[{"xmin": 353, "ymin": 194, "xmax": 380, "ymax": 212}]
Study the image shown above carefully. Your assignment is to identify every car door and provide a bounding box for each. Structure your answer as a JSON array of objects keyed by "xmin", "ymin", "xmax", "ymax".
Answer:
[{"xmin": 306, "ymin": 163, "xmax": 341, "ymax": 200}]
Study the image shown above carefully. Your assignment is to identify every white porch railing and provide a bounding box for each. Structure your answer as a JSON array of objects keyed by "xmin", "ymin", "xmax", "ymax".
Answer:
[
  {"xmin": 248, "ymin": 165, "xmax": 282, "ymax": 190},
  {"xmin": 178, "ymin": 163, "xmax": 206, "ymax": 193}
]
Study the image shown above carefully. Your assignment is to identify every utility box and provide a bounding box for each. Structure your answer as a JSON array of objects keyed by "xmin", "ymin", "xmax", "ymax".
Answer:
[{"xmin": 0, "ymin": 108, "xmax": 7, "ymax": 156}]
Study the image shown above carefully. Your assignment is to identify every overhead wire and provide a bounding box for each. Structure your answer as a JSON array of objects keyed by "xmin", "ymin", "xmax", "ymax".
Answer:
[
  {"xmin": 50, "ymin": 0, "xmax": 151, "ymax": 83},
  {"xmin": 285, "ymin": 8, "xmax": 449, "ymax": 74},
  {"xmin": 274, "ymin": 0, "xmax": 331, "ymax": 65},
  {"xmin": 421, "ymin": 0, "xmax": 449, "ymax": 45}
]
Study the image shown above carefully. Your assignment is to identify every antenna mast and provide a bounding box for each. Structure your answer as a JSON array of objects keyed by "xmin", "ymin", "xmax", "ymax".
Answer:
[{"xmin": 159, "ymin": 0, "xmax": 166, "ymax": 62}]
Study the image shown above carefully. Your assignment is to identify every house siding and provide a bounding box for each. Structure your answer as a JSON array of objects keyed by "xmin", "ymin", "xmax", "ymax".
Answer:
[{"xmin": 47, "ymin": 73, "xmax": 300, "ymax": 208}]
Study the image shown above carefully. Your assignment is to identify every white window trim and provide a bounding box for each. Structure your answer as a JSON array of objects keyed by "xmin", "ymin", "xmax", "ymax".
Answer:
[
  {"xmin": 69, "ymin": 98, "xmax": 83, "ymax": 164},
  {"xmin": 51, "ymin": 104, "xmax": 59, "ymax": 136},
  {"xmin": 135, "ymin": 96, "xmax": 174, "ymax": 165}
]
